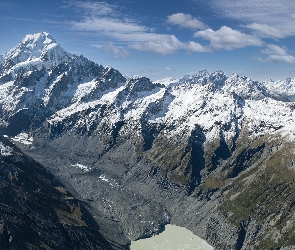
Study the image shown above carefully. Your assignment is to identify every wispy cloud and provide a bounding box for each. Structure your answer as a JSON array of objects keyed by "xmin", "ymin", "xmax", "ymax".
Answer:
[
  {"xmin": 63, "ymin": 1, "xmax": 114, "ymax": 16},
  {"xmin": 129, "ymin": 35, "xmax": 209, "ymax": 55},
  {"xmin": 194, "ymin": 26, "xmax": 263, "ymax": 50},
  {"xmin": 209, "ymin": 0, "xmax": 295, "ymax": 39},
  {"xmin": 65, "ymin": 1, "xmax": 265, "ymax": 55},
  {"xmin": 100, "ymin": 42, "xmax": 131, "ymax": 58},
  {"xmin": 66, "ymin": 2, "xmax": 210, "ymax": 55},
  {"xmin": 67, "ymin": 1, "xmax": 149, "ymax": 35},
  {"xmin": 259, "ymin": 44, "xmax": 295, "ymax": 63},
  {"xmin": 210, "ymin": 0, "xmax": 293, "ymax": 24},
  {"xmin": 66, "ymin": 1, "xmax": 157, "ymax": 45},
  {"xmin": 245, "ymin": 23, "xmax": 293, "ymax": 39},
  {"xmin": 71, "ymin": 18, "xmax": 147, "ymax": 34},
  {"xmin": 167, "ymin": 13, "xmax": 206, "ymax": 30},
  {"xmin": 128, "ymin": 35, "xmax": 183, "ymax": 55},
  {"xmin": 205, "ymin": 0, "xmax": 295, "ymax": 66},
  {"xmin": 186, "ymin": 41, "xmax": 210, "ymax": 52}
]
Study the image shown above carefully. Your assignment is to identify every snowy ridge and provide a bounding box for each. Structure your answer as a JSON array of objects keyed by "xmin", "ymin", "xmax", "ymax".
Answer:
[
  {"xmin": 43, "ymin": 66, "xmax": 295, "ymax": 145},
  {"xmin": 1, "ymin": 33, "xmax": 295, "ymax": 147},
  {"xmin": 263, "ymin": 78, "xmax": 295, "ymax": 102},
  {"xmin": 179, "ymin": 69, "xmax": 211, "ymax": 84}
]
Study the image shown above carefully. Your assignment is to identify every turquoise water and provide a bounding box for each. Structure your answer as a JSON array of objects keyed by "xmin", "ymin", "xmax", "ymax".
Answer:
[{"xmin": 131, "ymin": 224, "xmax": 214, "ymax": 250}]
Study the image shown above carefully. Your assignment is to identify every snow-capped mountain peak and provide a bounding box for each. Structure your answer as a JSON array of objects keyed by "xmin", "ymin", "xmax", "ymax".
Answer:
[
  {"xmin": 2, "ymin": 32, "xmax": 295, "ymax": 143},
  {"xmin": 179, "ymin": 69, "xmax": 210, "ymax": 83},
  {"xmin": 21, "ymin": 32, "xmax": 55, "ymax": 47},
  {"xmin": 0, "ymin": 32, "xmax": 73, "ymax": 79}
]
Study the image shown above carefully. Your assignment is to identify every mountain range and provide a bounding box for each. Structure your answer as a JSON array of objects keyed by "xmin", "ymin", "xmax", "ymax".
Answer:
[{"xmin": 1, "ymin": 32, "xmax": 295, "ymax": 249}]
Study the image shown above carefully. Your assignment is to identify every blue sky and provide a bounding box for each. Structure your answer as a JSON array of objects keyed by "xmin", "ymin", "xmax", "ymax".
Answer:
[{"xmin": 1, "ymin": 0, "xmax": 295, "ymax": 81}]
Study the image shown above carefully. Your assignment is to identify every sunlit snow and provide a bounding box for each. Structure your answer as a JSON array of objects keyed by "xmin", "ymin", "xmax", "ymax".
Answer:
[
  {"xmin": 71, "ymin": 163, "xmax": 91, "ymax": 172},
  {"xmin": 0, "ymin": 142, "xmax": 13, "ymax": 156},
  {"xmin": 11, "ymin": 133, "xmax": 34, "ymax": 145}
]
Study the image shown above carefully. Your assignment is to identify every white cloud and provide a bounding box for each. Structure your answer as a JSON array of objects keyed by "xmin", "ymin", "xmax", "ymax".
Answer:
[
  {"xmin": 194, "ymin": 26, "xmax": 263, "ymax": 50},
  {"xmin": 69, "ymin": 6, "xmax": 208, "ymax": 56},
  {"xmin": 187, "ymin": 41, "xmax": 210, "ymax": 52},
  {"xmin": 210, "ymin": 0, "xmax": 293, "ymax": 24},
  {"xmin": 67, "ymin": 1, "xmax": 150, "ymax": 36},
  {"xmin": 71, "ymin": 18, "xmax": 147, "ymax": 34},
  {"xmin": 263, "ymin": 44, "xmax": 287, "ymax": 56},
  {"xmin": 209, "ymin": 0, "xmax": 295, "ymax": 38},
  {"xmin": 77, "ymin": 1, "xmax": 113, "ymax": 15},
  {"xmin": 65, "ymin": 1, "xmax": 263, "ymax": 55},
  {"xmin": 66, "ymin": 1, "xmax": 208, "ymax": 55},
  {"xmin": 67, "ymin": 1, "xmax": 174, "ymax": 49},
  {"xmin": 104, "ymin": 32, "xmax": 171, "ymax": 43},
  {"xmin": 64, "ymin": 1, "xmax": 114, "ymax": 16},
  {"xmin": 167, "ymin": 13, "xmax": 206, "ymax": 29},
  {"xmin": 98, "ymin": 42, "xmax": 131, "ymax": 58},
  {"xmin": 128, "ymin": 35, "xmax": 183, "ymax": 55},
  {"xmin": 260, "ymin": 44, "xmax": 295, "ymax": 63},
  {"xmin": 129, "ymin": 35, "xmax": 208, "ymax": 55},
  {"xmin": 246, "ymin": 23, "xmax": 292, "ymax": 39}
]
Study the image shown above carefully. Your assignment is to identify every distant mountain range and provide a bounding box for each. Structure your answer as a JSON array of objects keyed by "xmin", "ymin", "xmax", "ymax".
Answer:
[{"xmin": 1, "ymin": 32, "xmax": 295, "ymax": 249}]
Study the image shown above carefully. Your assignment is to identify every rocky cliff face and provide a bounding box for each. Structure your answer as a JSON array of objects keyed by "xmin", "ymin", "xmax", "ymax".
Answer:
[
  {"xmin": 0, "ymin": 136, "xmax": 115, "ymax": 249},
  {"xmin": 1, "ymin": 32, "xmax": 295, "ymax": 249}
]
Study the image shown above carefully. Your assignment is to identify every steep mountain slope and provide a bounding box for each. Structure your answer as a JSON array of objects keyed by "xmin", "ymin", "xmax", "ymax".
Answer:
[
  {"xmin": 0, "ymin": 136, "xmax": 114, "ymax": 249},
  {"xmin": 1, "ymin": 32, "xmax": 295, "ymax": 249}
]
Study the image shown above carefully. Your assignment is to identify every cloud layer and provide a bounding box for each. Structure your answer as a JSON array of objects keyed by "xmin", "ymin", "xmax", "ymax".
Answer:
[
  {"xmin": 100, "ymin": 42, "xmax": 131, "ymax": 58},
  {"xmin": 194, "ymin": 26, "xmax": 262, "ymax": 50},
  {"xmin": 167, "ymin": 13, "xmax": 206, "ymax": 30},
  {"xmin": 246, "ymin": 23, "xmax": 292, "ymax": 39},
  {"xmin": 210, "ymin": 0, "xmax": 295, "ymax": 39},
  {"xmin": 64, "ymin": 0, "xmax": 295, "ymax": 63},
  {"xmin": 260, "ymin": 44, "xmax": 295, "ymax": 63}
]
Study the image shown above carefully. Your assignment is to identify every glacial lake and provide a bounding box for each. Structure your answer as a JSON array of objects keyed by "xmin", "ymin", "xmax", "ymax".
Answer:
[{"xmin": 131, "ymin": 224, "xmax": 214, "ymax": 250}]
